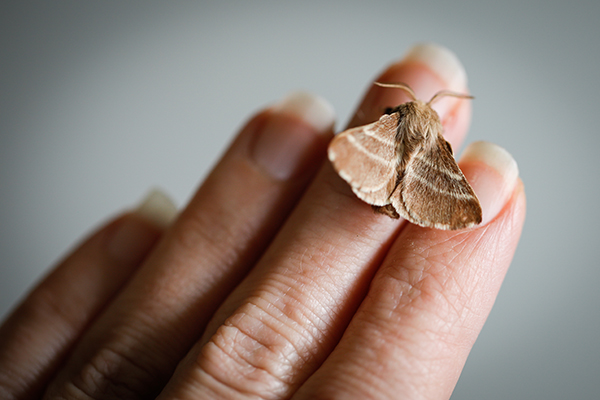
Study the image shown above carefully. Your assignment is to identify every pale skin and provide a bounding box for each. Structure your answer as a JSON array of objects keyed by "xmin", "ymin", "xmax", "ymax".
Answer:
[{"xmin": 0, "ymin": 54, "xmax": 526, "ymax": 399}]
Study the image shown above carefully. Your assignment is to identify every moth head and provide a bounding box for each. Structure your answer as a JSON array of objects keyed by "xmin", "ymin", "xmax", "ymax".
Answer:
[{"xmin": 374, "ymin": 82, "xmax": 473, "ymax": 105}]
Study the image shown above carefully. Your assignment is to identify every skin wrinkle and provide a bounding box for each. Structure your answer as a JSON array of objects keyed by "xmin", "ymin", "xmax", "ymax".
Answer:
[
  {"xmin": 342, "ymin": 321, "xmax": 428, "ymax": 400},
  {"xmin": 101, "ymin": 290, "xmax": 197, "ymax": 378},
  {"xmin": 442, "ymin": 228, "xmax": 501, "ymax": 323},
  {"xmin": 245, "ymin": 289, "xmax": 322, "ymax": 363},
  {"xmin": 122, "ymin": 327, "xmax": 177, "ymax": 391},
  {"xmin": 343, "ymin": 284, "xmax": 461, "ymax": 399},
  {"xmin": 277, "ymin": 237, "xmax": 373, "ymax": 333},
  {"xmin": 285, "ymin": 238, "xmax": 359, "ymax": 301},
  {"xmin": 305, "ymin": 232, "xmax": 368, "ymax": 276},
  {"xmin": 179, "ymin": 372, "xmax": 241, "ymax": 400},
  {"xmin": 229, "ymin": 322, "xmax": 297, "ymax": 383},
  {"xmin": 201, "ymin": 310, "xmax": 296, "ymax": 398},
  {"xmin": 117, "ymin": 317, "xmax": 180, "ymax": 369},
  {"xmin": 232, "ymin": 296, "xmax": 322, "ymax": 383},
  {"xmin": 240, "ymin": 283, "xmax": 337, "ymax": 391},
  {"xmin": 420, "ymin": 255, "xmax": 470, "ymax": 324},
  {"xmin": 370, "ymin": 238, "xmax": 474, "ymax": 332},
  {"xmin": 428, "ymin": 189, "xmax": 525, "ymax": 345},
  {"xmin": 299, "ymin": 217, "xmax": 391, "ymax": 277},
  {"xmin": 265, "ymin": 273, "xmax": 336, "ymax": 343},
  {"xmin": 63, "ymin": 345, "xmax": 155, "ymax": 400},
  {"xmin": 273, "ymin": 209, "xmax": 387, "ymax": 303},
  {"xmin": 275, "ymin": 221, "xmax": 376, "ymax": 283},
  {"xmin": 224, "ymin": 321, "xmax": 291, "ymax": 379},
  {"xmin": 421, "ymin": 247, "xmax": 476, "ymax": 327},
  {"xmin": 367, "ymin": 233, "xmax": 485, "ymax": 354},
  {"xmin": 380, "ymin": 331, "xmax": 446, "ymax": 398},
  {"xmin": 198, "ymin": 342, "xmax": 281, "ymax": 400},
  {"xmin": 336, "ymin": 362, "xmax": 389, "ymax": 400},
  {"xmin": 286, "ymin": 237, "xmax": 342, "ymax": 286},
  {"xmin": 312, "ymin": 336, "xmax": 382, "ymax": 399}
]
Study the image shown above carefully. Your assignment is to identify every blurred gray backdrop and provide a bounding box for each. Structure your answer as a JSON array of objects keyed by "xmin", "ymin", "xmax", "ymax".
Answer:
[{"xmin": 1, "ymin": 1, "xmax": 599, "ymax": 398}]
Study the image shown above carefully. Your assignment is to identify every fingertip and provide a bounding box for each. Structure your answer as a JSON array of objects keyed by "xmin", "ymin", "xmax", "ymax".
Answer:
[
  {"xmin": 106, "ymin": 189, "xmax": 175, "ymax": 266},
  {"xmin": 273, "ymin": 91, "xmax": 336, "ymax": 134},
  {"xmin": 252, "ymin": 91, "xmax": 336, "ymax": 181},
  {"xmin": 134, "ymin": 188, "xmax": 178, "ymax": 229},
  {"xmin": 459, "ymin": 141, "xmax": 520, "ymax": 226},
  {"xmin": 399, "ymin": 42, "xmax": 468, "ymax": 92}
]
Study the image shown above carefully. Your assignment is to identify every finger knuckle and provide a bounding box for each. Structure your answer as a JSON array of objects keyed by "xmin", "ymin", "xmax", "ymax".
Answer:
[
  {"xmin": 47, "ymin": 345, "xmax": 160, "ymax": 400},
  {"xmin": 196, "ymin": 301, "xmax": 310, "ymax": 399}
]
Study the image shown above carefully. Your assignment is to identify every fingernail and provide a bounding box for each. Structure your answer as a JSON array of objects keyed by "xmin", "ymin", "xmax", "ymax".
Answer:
[
  {"xmin": 134, "ymin": 188, "xmax": 178, "ymax": 229},
  {"xmin": 107, "ymin": 189, "xmax": 177, "ymax": 265},
  {"xmin": 252, "ymin": 91, "xmax": 335, "ymax": 180},
  {"xmin": 460, "ymin": 141, "xmax": 519, "ymax": 225},
  {"xmin": 402, "ymin": 42, "xmax": 468, "ymax": 92}
]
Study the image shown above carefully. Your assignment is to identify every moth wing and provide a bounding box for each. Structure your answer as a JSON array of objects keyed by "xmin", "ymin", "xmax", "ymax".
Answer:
[
  {"xmin": 391, "ymin": 136, "xmax": 482, "ymax": 230},
  {"xmin": 328, "ymin": 113, "xmax": 400, "ymax": 206}
]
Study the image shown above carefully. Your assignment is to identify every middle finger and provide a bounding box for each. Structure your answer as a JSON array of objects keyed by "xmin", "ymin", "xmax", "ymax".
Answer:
[{"xmin": 160, "ymin": 43, "xmax": 473, "ymax": 400}]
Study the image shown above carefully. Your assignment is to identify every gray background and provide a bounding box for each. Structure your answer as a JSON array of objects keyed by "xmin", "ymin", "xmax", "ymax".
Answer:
[{"xmin": 1, "ymin": 1, "xmax": 598, "ymax": 398}]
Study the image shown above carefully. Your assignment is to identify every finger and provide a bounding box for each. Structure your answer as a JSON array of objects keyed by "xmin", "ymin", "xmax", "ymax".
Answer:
[
  {"xmin": 158, "ymin": 43, "xmax": 474, "ymax": 400},
  {"xmin": 43, "ymin": 93, "xmax": 336, "ymax": 399},
  {"xmin": 293, "ymin": 142, "xmax": 526, "ymax": 400},
  {"xmin": 0, "ymin": 190, "xmax": 175, "ymax": 400}
]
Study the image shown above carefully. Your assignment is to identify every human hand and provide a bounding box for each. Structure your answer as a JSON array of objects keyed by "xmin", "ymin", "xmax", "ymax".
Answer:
[{"xmin": 0, "ymin": 43, "xmax": 525, "ymax": 400}]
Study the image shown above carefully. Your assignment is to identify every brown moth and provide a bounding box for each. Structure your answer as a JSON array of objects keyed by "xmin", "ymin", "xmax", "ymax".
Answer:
[{"xmin": 328, "ymin": 82, "xmax": 482, "ymax": 230}]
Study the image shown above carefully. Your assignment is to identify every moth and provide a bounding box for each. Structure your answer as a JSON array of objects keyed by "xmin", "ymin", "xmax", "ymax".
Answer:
[{"xmin": 328, "ymin": 82, "xmax": 482, "ymax": 230}]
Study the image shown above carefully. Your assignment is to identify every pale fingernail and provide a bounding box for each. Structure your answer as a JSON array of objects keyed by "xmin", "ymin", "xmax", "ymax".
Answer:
[
  {"xmin": 107, "ymin": 189, "xmax": 177, "ymax": 265},
  {"xmin": 273, "ymin": 91, "xmax": 336, "ymax": 133},
  {"xmin": 134, "ymin": 188, "xmax": 178, "ymax": 229},
  {"xmin": 252, "ymin": 91, "xmax": 335, "ymax": 180},
  {"xmin": 402, "ymin": 42, "xmax": 468, "ymax": 92},
  {"xmin": 460, "ymin": 141, "xmax": 519, "ymax": 225}
]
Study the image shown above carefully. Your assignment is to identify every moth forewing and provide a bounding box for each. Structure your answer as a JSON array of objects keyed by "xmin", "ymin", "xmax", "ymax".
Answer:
[
  {"xmin": 328, "ymin": 83, "xmax": 481, "ymax": 230},
  {"xmin": 391, "ymin": 132, "xmax": 482, "ymax": 229},
  {"xmin": 327, "ymin": 113, "xmax": 401, "ymax": 207}
]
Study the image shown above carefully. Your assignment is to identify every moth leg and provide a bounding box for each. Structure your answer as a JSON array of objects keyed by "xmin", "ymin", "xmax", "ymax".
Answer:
[
  {"xmin": 372, "ymin": 204, "xmax": 400, "ymax": 219},
  {"xmin": 372, "ymin": 169, "xmax": 404, "ymax": 219}
]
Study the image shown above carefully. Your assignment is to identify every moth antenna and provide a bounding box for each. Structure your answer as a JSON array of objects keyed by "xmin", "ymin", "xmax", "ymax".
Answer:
[
  {"xmin": 428, "ymin": 90, "xmax": 474, "ymax": 105},
  {"xmin": 374, "ymin": 82, "xmax": 417, "ymax": 101}
]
